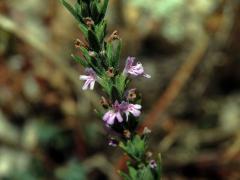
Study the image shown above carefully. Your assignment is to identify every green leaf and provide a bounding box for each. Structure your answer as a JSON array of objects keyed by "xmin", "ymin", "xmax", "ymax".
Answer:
[
  {"xmin": 98, "ymin": 76, "xmax": 112, "ymax": 95},
  {"xmin": 119, "ymin": 171, "xmax": 131, "ymax": 180},
  {"xmin": 106, "ymin": 40, "xmax": 122, "ymax": 68},
  {"xmin": 112, "ymin": 40, "xmax": 122, "ymax": 68},
  {"xmin": 80, "ymin": 1, "xmax": 89, "ymax": 17},
  {"xmin": 79, "ymin": 23, "xmax": 88, "ymax": 38},
  {"xmin": 138, "ymin": 166, "xmax": 154, "ymax": 180},
  {"xmin": 74, "ymin": 3, "xmax": 84, "ymax": 23},
  {"xmin": 88, "ymin": 29, "xmax": 101, "ymax": 52},
  {"xmin": 115, "ymin": 74, "xmax": 127, "ymax": 98},
  {"xmin": 119, "ymin": 135, "xmax": 146, "ymax": 161},
  {"xmin": 129, "ymin": 166, "xmax": 138, "ymax": 179},
  {"xmin": 60, "ymin": 0, "xmax": 80, "ymax": 22},
  {"xmin": 95, "ymin": 20, "xmax": 107, "ymax": 43},
  {"xmin": 71, "ymin": 54, "xmax": 88, "ymax": 67},
  {"xmin": 79, "ymin": 47, "xmax": 101, "ymax": 74},
  {"xmin": 90, "ymin": 1, "xmax": 100, "ymax": 22},
  {"xmin": 106, "ymin": 42, "xmax": 113, "ymax": 66},
  {"xmin": 99, "ymin": 0, "xmax": 109, "ymax": 21}
]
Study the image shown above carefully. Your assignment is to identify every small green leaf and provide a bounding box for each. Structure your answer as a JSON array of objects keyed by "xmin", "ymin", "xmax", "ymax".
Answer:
[
  {"xmin": 71, "ymin": 54, "xmax": 88, "ymax": 67},
  {"xmin": 99, "ymin": 0, "xmax": 109, "ymax": 21},
  {"xmin": 79, "ymin": 23, "xmax": 88, "ymax": 38},
  {"xmin": 106, "ymin": 40, "xmax": 122, "ymax": 68},
  {"xmin": 112, "ymin": 40, "xmax": 122, "ymax": 68},
  {"xmin": 128, "ymin": 166, "xmax": 138, "ymax": 179},
  {"xmin": 96, "ymin": 20, "xmax": 107, "ymax": 43},
  {"xmin": 106, "ymin": 42, "xmax": 113, "ymax": 66},
  {"xmin": 115, "ymin": 74, "xmax": 127, "ymax": 98},
  {"xmin": 119, "ymin": 135, "xmax": 146, "ymax": 162},
  {"xmin": 98, "ymin": 76, "xmax": 112, "ymax": 95},
  {"xmin": 74, "ymin": 3, "xmax": 84, "ymax": 23},
  {"xmin": 80, "ymin": 1, "xmax": 89, "ymax": 17},
  {"xmin": 60, "ymin": 0, "xmax": 80, "ymax": 22},
  {"xmin": 119, "ymin": 171, "xmax": 131, "ymax": 180},
  {"xmin": 138, "ymin": 166, "xmax": 154, "ymax": 180},
  {"xmin": 90, "ymin": 1, "xmax": 100, "ymax": 22},
  {"xmin": 79, "ymin": 47, "xmax": 101, "ymax": 74}
]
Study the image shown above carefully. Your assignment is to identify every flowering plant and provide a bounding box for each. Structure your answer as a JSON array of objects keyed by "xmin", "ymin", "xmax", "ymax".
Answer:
[{"xmin": 60, "ymin": 0, "xmax": 161, "ymax": 179}]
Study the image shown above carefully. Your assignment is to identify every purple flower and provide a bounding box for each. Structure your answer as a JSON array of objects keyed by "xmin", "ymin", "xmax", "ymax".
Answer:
[
  {"xmin": 103, "ymin": 101, "xmax": 123, "ymax": 125},
  {"xmin": 108, "ymin": 138, "xmax": 118, "ymax": 147},
  {"xmin": 123, "ymin": 57, "xmax": 151, "ymax": 78},
  {"xmin": 103, "ymin": 101, "xmax": 142, "ymax": 125},
  {"xmin": 120, "ymin": 101, "xmax": 142, "ymax": 121},
  {"xmin": 149, "ymin": 160, "xmax": 157, "ymax": 169},
  {"xmin": 79, "ymin": 68, "xmax": 97, "ymax": 90}
]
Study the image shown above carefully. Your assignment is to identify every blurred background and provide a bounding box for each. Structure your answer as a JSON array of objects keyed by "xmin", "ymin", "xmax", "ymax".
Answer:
[{"xmin": 0, "ymin": 0, "xmax": 240, "ymax": 179}]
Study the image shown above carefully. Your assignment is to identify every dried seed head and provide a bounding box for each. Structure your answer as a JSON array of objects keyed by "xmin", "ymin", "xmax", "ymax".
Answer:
[
  {"xmin": 107, "ymin": 67, "xmax": 114, "ymax": 77},
  {"xmin": 100, "ymin": 96, "xmax": 109, "ymax": 108},
  {"xmin": 83, "ymin": 17, "xmax": 94, "ymax": 28},
  {"xmin": 143, "ymin": 127, "xmax": 151, "ymax": 134},
  {"xmin": 127, "ymin": 88, "xmax": 137, "ymax": 101},
  {"xmin": 88, "ymin": 51, "xmax": 96, "ymax": 57},
  {"xmin": 146, "ymin": 151, "xmax": 153, "ymax": 159},
  {"xmin": 107, "ymin": 30, "xmax": 120, "ymax": 42},
  {"xmin": 123, "ymin": 129, "xmax": 131, "ymax": 139},
  {"xmin": 74, "ymin": 38, "xmax": 86, "ymax": 48}
]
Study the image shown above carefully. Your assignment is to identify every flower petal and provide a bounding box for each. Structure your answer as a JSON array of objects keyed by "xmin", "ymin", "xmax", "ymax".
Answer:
[
  {"xmin": 90, "ymin": 81, "xmax": 95, "ymax": 90},
  {"xmin": 82, "ymin": 80, "xmax": 91, "ymax": 90},
  {"xmin": 107, "ymin": 113, "xmax": 116, "ymax": 125},
  {"xmin": 143, "ymin": 73, "xmax": 151, "ymax": 78},
  {"xmin": 79, "ymin": 75, "xmax": 89, "ymax": 80},
  {"xmin": 131, "ymin": 109, "xmax": 141, "ymax": 117},
  {"xmin": 133, "ymin": 104, "xmax": 142, "ymax": 110},
  {"xmin": 116, "ymin": 112, "xmax": 123, "ymax": 123}
]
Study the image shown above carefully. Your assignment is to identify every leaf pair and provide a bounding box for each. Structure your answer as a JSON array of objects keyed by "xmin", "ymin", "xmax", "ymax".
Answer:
[
  {"xmin": 60, "ymin": 0, "xmax": 109, "ymax": 24},
  {"xmin": 119, "ymin": 135, "xmax": 147, "ymax": 162}
]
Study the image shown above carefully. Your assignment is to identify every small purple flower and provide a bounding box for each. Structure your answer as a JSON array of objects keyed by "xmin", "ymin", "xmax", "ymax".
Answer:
[
  {"xmin": 103, "ymin": 101, "xmax": 123, "ymax": 125},
  {"xmin": 108, "ymin": 138, "xmax": 118, "ymax": 147},
  {"xmin": 79, "ymin": 68, "xmax": 97, "ymax": 90},
  {"xmin": 123, "ymin": 57, "xmax": 151, "ymax": 78},
  {"xmin": 120, "ymin": 101, "xmax": 142, "ymax": 121},
  {"xmin": 149, "ymin": 160, "xmax": 157, "ymax": 169}
]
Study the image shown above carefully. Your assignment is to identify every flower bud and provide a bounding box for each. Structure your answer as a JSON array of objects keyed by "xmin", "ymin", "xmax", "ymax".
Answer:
[
  {"xmin": 123, "ymin": 129, "xmax": 131, "ymax": 139},
  {"xmin": 143, "ymin": 127, "xmax": 151, "ymax": 134},
  {"xmin": 127, "ymin": 88, "xmax": 137, "ymax": 101},
  {"xmin": 74, "ymin": 38, "xmax": 86, "ymax": 48},
  {"xmin": 83, "ymin": 17, "xmax": 94, "ymax": 28},
  {"xmin": 107, "ymin": 67, "xmax": 114, "ymax": 77},
  {"xmin": 107, "ymin": 30, "xmax": 120, "ymax": 42},
  {"xmin": 100, "ymin": 96, "xmax": 109, "ymax": 108}
]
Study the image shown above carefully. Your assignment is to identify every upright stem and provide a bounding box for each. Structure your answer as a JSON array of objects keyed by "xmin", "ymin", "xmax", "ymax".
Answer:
[{"xmin": 60, "ymin": 0, "xmax": 161, "ymax": 179}]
